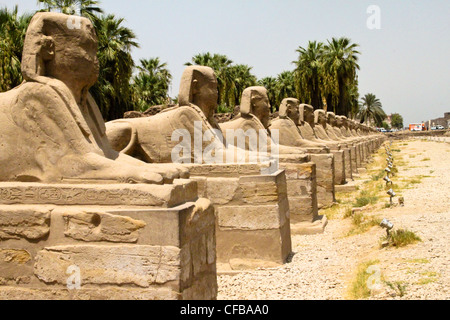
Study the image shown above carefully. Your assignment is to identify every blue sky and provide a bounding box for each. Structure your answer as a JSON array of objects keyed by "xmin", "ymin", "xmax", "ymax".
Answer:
[{"xmin": 4, "ymin": 0, "xmax": 450, "ymax": 126}]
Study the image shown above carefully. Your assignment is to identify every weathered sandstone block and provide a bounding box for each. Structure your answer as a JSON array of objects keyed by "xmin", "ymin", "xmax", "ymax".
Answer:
[
  {"xmin": 187, "ymin": 167, "xmax": 292, "ymax": 271},
  {"xmin": 34, "ymin": 245, "xmax": 181, "ymax": 287},
  {"xmin": 63, "ymin": 211, "xmax": 146, "ymax": 243},
  {"xmin": 0, "ymin": 207, "xmax": 51, "ymax": 240},
  {"xmin": 0, "ymin": 181, "xmax": 217, "ymax": 300},
  {"xmin": 281, "ymin": 162, "xmax": 318, "ymax": 222}
]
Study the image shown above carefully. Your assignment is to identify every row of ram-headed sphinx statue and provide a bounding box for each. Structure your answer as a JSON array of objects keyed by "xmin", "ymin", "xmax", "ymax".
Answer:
[{"xmin": 0, "ymin": 13, "xmax": 384, "ymax": 300}]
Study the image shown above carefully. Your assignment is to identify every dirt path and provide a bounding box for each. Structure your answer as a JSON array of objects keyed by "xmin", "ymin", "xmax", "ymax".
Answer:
[{"xmin": 217, "ymin": 139, "xmax": 449, "ymax": 300}]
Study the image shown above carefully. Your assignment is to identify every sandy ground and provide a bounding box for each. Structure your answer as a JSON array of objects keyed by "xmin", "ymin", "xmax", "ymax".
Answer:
[{"xmin": 217, "ymin": 139, "xmax": 449, "ymax": 300}]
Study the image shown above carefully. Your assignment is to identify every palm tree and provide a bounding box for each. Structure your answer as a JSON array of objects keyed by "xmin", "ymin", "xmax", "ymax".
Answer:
[
  {"xmin": 322, "ymin": 37, "xmax": 360, "ymax": 116},
  {"xmin": 227, "ymin": 64, "xmax": 257, "ymax": 107},
  {"xmin": 137, "ymin": 58, "xmax": 172, "ymax": 88},
  {"xmin": 38, "ymin": 0, "xmax": 103, "ymax": 21},
  {"xmin": 257, "ymin": 76, "xmax": 278, "ymax": 112},
  {"xmin": 1, "ymin": 2, "xmax": 137, "ymax": 121},
  {"xmin": 293, "ymin": 41, "xmax": 324, "ymax": 109},
  {"xmin": 0, "ymin": 6, "xmax": 32, "ymax": 92},
  {"xmin": 347, "ymin": 81, "xmax": 360, "ymax": 120},
  {"xmin": 89, "ymin": 14, "xmax": 139, "ymax": 120},
  {"xmin": 275, "ymin": 71, "xmax": 296, "ymax": 110},
  {"xmin": 132, "ymin": 58, "xmax": 172, "ymax": 111},
  {"xmin": 358, "ymin": 93, "xmax": 386, "ymax": 126}
]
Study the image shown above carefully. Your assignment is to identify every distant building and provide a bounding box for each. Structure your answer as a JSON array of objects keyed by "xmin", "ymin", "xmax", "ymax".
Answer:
[{"xmin": 426, "ymin": 112, "xmax": 450, "ymax": 129}]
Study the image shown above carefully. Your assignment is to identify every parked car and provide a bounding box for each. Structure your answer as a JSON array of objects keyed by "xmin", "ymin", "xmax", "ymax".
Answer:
[{"xmin": 436, "ymin": 125, "xmax": 445, "ymax": 130}]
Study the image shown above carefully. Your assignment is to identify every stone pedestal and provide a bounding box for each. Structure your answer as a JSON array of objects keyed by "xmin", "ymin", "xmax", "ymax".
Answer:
[
  {"xmin": 331, "ymin": 150, "xmax": 346, "ymax": 187},
  {"xmin": 185, "ymin": 163, "xmax": 292, "ymax": 271},
  {"xmin": 356, "ymin": 142, "xmax": 364, "ymax": 167},
  {"xmin": 0, "ymin": 180, "xmax": 217, "ymax": 300},
  {"xmin": 343, "ymin": 148, "xmax": 353, "ymax": 181},
  {"xmin": 308, "ymin": 154, "xmax": 335, "ymax": 209},
  {"xmin": 350, "ymin": 145, "xmax": 359, "ymax": 174},
  {"xmin": 282, "ymin": 161, "xmax": 317, "ymax": 224}
]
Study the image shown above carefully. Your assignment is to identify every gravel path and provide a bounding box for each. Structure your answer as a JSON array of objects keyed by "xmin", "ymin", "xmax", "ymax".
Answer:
[{"xmin": 217, "ymin": 139, "xmax": 449, "ymax": 300}]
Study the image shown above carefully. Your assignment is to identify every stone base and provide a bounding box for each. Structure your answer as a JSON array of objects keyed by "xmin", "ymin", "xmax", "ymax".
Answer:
[
  {"xmin": 350, "ymin": 145, "xmax": 358, "ymax": 175},
  {"xmin": 281, "ymin": 161, "xmax": 319, "ymax": 222},
  {"xmin": 186, "ymin": 163, "xmax": 292, "ymax": 271},
  {"xmin": 335, "ymin": 183, "xmax": 358, "ymax": 193},
  {"xmin": 331, "ymin": 150, "xmax": 346, "ymax": 185},
  {"xmin": 217, "ymin": 258, "xmax": 282, "ymax": 274},
  {"xmin": 357, "ymin": 168, "xmax": 367, "ymax": 175},
  {"xmin": 0, "ymin": 181, "xmax": 217, "ymax": 300},
  {"xmin": 309, "ymin": 154, "xmax": 335, "ymax": 209},
  {"xmin": 290, "ymin": 215, "xmax": 328, "ymax": 235},
  {"xmin": 343, "ymin": 148, "xmax": 353, "ymax": 181}
]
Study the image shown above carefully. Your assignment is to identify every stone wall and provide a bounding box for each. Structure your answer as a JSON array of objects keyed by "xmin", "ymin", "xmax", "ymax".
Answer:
[
  {"xmin": 387, "ymin": 130, "xmax": 450, "ymax": 139},
  {"xmin": 0, "ymin": 181, "xmax": 217, "ymax": 300},
  {"xmin": 429, "ymin": 112, "xmax": 450, "ymax": 129}
]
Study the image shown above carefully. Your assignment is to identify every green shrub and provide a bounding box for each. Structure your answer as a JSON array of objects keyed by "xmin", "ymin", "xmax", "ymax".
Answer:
[
  {"xmin": 371, "ymin": 171, "xmax": 385, "ymax": 181},
  {"xmin": 381, "ymin": 229, "xmax": 422, "ymax": 248},
  {"xmin": 354, "ymin": 190, "xmax": 379, "ymax": 208},
  {"xmin": 347, "ymin": 214, "xmax": 382, "ymax": 236},
  {"xmin": 217, "ymin": 103, "xmax": 234, "ymax": 114},
  {"xmin": 385, "ymin": 281, "xmax": 407, "ymax": 297},
  {"xmin": 349, "ymin": 260, "xmax": 380, "ymax": 299}
]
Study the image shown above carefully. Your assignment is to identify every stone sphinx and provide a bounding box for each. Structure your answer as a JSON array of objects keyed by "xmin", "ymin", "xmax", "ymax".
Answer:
[
  {"xmin": 270, "ymin": 98, "xmax": 329, "ymax": 152},
  {"xmin": 269, "ymin": 98, "xmax": 336, "ymax": 210},
  {"xmin": 325, "ymin": 112, "xmax": 356, "ymax": 178},
  {"xmin": 315, "ymin": 109, "xmax": 359, "ymax": 183},
  {"xmin": 356, "ymin": 120, "xmax": 385, "ymax": 155},
  {"xmin": 220, "ymin": 87, "xmax": 323, "ymax": 227},
  {"xmin": 297, "ymin": 104, "xmax": 346, "ymax": 186},
  {"xmin": 336, "ymin": 115, "xmax": 357, "ymax": 140},
  {"xmin": 341, "ymin": 117, "xmax": 384, "ymax": 168},
  {"xmin": 0, "ymin": 12, "xmax": 216, "ymax": 300},
  {"xmin": 220, "ymin": 88, "xmax": 310, "ymax": 159},
  {"xmin": 326, "ymin": 112, "xmax": 352, "ymax": 145},
  {"xmin": 107, "ymin": 66, "xmax": 229, "ymax": 164},
  {"xmin": 349, "ymin": 119, "xmax": 374, "ymax": 162},
  {"xmin": 335, "ymin": 115, "xmax": 369, "ymax": 169},
  {"xmin": 106, "ymin": 67, "xmax": 292, "ymax": 271},
  {"xmin": 0, "ymin": 12, "xmax": 189, "ymax": 184}
]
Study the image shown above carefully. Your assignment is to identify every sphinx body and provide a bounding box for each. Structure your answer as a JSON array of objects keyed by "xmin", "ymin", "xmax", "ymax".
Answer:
[
  {"xmin": 324, "ymin": 112, "xmax": 352, "ymax": 148},
  {"xmin": 270, "ymin": 99, "xmax": 329, "ymax": 154},
  {"xmin": 219, "ymin": 87, "xmax": 308, "ymax": 163},
  {"xmin": 314, "ymin": 109, "xmax": 342, "ymax": 146},
  {"xmin": 0, "ymin": 12, "xmax": 189, "ymax": 184},
  {"xmin": 294, "ymin": 105, "xmax": 346, "ymax": 185},
  {"xmin": 107, "ymin": 66, "xmax": 273, "ymax": 165},
  {"xmin": 336, "ymin": 116, "xmax": 361, "ymax": 142},
  {"xmin": 329, "ymin": 113, "xmax": 382, "ymax": 168},
  {"xmin": 348, "ymin": 120, "xmax": 374, "ymax": 162},
  {"xmin": 298, "ymin": 104, "xmax": 343, "ymax": 151},
  {"xmin": 107, "ymin": 103, "xmax": 221, "ymax": 163}
]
